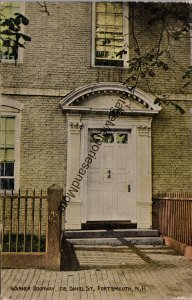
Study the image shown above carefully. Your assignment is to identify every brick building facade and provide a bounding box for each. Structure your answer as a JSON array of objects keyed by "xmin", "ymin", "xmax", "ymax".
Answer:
[{"xmin": 0, "ymin": 2, "xmax": 192, "ymax": 229}]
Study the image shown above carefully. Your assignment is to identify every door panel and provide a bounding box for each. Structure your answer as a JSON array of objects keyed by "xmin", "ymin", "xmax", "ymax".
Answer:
[
  {"xmin": 87, "ymin": 130, "xmax": 132, "ymax": 221},
  {"xmin": 117, "ymin": 147, "xmax": 127, "ymax": 169},
  {"xmin": 117, "ymin": 192, "xmax": 127, "ymax": 213},
  {"xmin": 104, "ymin": 146, "xmax": 114, "ymax": 169},
  {"xmin": 88, "ymin": 191, "xmax": 100, "ymax": 214},
  {"xmin": 103, "ymin": 191, "xmax": 113, "ymax": 214}
]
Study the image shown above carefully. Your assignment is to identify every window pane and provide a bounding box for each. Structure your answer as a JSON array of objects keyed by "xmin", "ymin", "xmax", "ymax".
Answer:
[
  {"xmin": 103, "ymin": 133, "xmax": 114, "ymax": 143},
  {"xmin": 0, "ymin": 178, "xmax": 14, "ymax": 190},
  {"xmin": 5, "ymin": 149, "xmax": 14, "ymax": 160},
  {"xmin": 6, "ymin": 118, "xmax": 15, "ymax": 130},
  {"xmin": 0, "ymin": 118, "xmax": 6, "ymax": 130},
  {"xmin": 96, "ymin": 2, "xmax": 105, "ymax": 12},
  {"xmin": 106, "ymin": 3, "xmax": 115, "ymax": 13},
  {"xmin": 90, "ymin": 132, "xmax": 103, "ymax": 143},
  {"xmin": 11, "ymin": 2, "xmax": 20, "ymax": 15},
  {"xmin": 117, "ymin": 133, "xmax": 128, "ymax": 144},
  {"xmin": 0, "ymin": 131, "xmax": 6, "ymax": 145},
  {"xmin": 115, "ymin": 15, "xmax": 123, "ymax": 27},
  {"xmin": 0, "ymin": 117, "xmax": 15, "ymax": 146},
  {"xmin": 115, "ymin": 3, "xmax": 122, "ymax": 13},
  {"xmin": 1, "ymin": 2, "xmax": 20, "ymax": 19},
  {"xmin": 113, "ymin": 40, "xmax": 123, "ymax": 49},
  {"xmin": 5, "ymin": 131, "xmax": 15, "ymax": 145},
  {"xmin": 5, "ymin": 162, "xmax": 14, "ymax": 176},
  {"xmin": 106, "ymin": 14, "xmax": 115, "ymax": 26},
  {"xmin": 0, "ymin": 162, "xmax": 4, "ymax": 176},
  {"xmin": 0, "ymin": 149, "xmax": 5, "ymax": 161},
  {"xmin": 97, "ymin": 13, "xmax": 106, "ymax": 25}
]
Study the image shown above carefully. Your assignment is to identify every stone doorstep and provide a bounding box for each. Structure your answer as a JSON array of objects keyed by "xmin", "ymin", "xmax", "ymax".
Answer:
[
  {"xmin": 66, "ymin": 237, "xmax": 164, "ymax": 246},
  {"xmin": 64, "ymin": 229, "xmax": 160, "ymax": 239}
]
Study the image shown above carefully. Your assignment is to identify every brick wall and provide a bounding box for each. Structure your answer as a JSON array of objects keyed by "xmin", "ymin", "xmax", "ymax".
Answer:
[
  {"xmin": 1, "ymin": 2, "xmax": 192, "ymax": 195},
  {"xmin": 12, "ymin": 95, "xmax": 68, "ymax": 191},
  {"xmin": 6, "ymin": 94, "xmax": 190, "ymax": 194},
  {"xmin": 0, "ymin": 2, "xmax": 191, "ymax": 95},
  {"xmin": 152, "ymin": 101, "xmax": 192, "ymax": 194}
]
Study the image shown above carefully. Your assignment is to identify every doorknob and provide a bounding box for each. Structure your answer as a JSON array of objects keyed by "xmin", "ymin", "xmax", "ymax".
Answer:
[
  {"xmin": 107, "ymin": 170, "xmax": 111, "ymax": 178},
  {"xmin": 128, "ymin": 184, "xmax": 131, "ymax": 192}
]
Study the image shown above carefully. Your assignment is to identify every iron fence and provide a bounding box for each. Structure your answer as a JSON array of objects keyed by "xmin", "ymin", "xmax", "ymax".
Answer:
[{"xmin": 0, "ymin": 189, "xmax": 47, "ymax": 252}]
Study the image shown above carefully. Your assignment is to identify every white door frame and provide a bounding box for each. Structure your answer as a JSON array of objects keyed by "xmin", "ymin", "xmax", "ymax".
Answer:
[
  {"xmin": 80, "ymin": 117, "xmax": 137, "ymax": 223},
  {"xmin": 65, "ymin": 113, "xmax": 153, "ymax": 229},
  {"xmin": 61, "ymin": 83, "xmax": 161, "ymax": 229}
]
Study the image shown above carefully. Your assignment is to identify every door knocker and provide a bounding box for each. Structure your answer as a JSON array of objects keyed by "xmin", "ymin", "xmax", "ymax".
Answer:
[{"xmin": 107, "ymin": 170, "xmax": 111, "ymax": 178}]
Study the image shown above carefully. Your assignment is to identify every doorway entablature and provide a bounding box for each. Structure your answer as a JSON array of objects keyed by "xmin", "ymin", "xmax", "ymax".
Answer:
[{"xmin": 60, "ymin": 83, "xmax": 161, "ymax": 229}]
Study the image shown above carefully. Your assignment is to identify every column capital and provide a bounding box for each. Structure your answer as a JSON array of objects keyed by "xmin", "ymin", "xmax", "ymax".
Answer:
[
  {"xmin": 69, "ymin": 121, "xmax": 83, "ymax": 133},
  {"xmin": 137, "ymin": 125, "xmax": 151, "ymax": 135}
]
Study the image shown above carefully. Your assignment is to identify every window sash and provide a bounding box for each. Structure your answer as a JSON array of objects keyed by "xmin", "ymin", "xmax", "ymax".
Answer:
[
  {"xmin": 95, "ymin": 2, "xmax": 123, "ymax": 61},
  {"xmin": 0, "ymin": 117, "xmax": 15, "ymax": 190},
  {"xmin": 93, "ymin": 2, "xmax": 128, "ymax": 67}
]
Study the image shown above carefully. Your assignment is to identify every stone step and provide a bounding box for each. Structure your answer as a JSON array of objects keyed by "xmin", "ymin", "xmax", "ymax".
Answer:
[
  {"xmin": 66, "ymin": 237, "xmax": 163, "ymax": 246},
  {"xmin": 64, "ymin": 229, "xmax": 160, "ymax": 239}
]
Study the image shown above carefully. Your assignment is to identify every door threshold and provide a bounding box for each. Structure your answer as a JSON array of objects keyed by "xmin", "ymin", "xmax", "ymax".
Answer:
[{"xmin": 81, "ymin": 221, "xmax": 137, "ymax": 230}]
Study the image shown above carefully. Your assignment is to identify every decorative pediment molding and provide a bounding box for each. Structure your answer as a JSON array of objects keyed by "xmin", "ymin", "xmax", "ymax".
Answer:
[
  {"xmin": 60, "ymin": 82, "xmax": 162, "ymax": 115},
  {"xmin": 0, "ymin": 97, "xmax": 24, "ymax": 112}
]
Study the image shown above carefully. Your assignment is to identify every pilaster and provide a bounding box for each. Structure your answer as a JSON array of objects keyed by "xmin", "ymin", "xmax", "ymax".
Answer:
[
  {"xmin": 136, "ymin": 123, "xmax": 152, "ymax": 228},
  {"xmin": 65, "ymin": 114, "xmax": 83, "ymax": 229}
]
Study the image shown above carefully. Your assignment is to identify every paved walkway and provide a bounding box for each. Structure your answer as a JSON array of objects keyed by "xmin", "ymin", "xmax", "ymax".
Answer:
[{"xmin": 1, "ymin": 245, "xmax": 192, "ymax": 300}]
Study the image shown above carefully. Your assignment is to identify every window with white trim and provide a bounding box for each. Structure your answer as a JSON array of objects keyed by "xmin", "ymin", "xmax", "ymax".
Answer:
[
  {"xmin": 0, "ymin": 98, "xmax": 22, "ymax": 191},
  {"xmin": 93, "ymin": 2, "xmax": 129, "ymax": 67},
  {"xmin": 0, "ymin": 116, "xmax": 16, "ymax": 189}
]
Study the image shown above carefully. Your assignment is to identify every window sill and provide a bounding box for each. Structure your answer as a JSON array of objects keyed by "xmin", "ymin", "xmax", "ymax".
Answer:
[
  {"xmin": 91, "ymin": 64, "xmax": 129, "ymax": 70},
  {"xmin": 0, "ymin": 59, "xmax": 22, "ymax": 64},
  {"xmin": 0, "ymin": 190, "xmax": 18, "ymax": 195}
]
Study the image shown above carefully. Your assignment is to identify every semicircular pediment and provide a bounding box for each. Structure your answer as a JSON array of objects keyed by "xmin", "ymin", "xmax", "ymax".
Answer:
[{"xmin": 60, "ymin": 82, "xmax": 161, "ymax": 115}]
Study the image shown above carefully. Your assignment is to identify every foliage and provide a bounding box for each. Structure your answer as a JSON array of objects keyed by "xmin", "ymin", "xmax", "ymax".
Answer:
[
  {"xmin": 120, "ymin": 2, "xmax": 192, "ymax": 113},
  {"xmin": 0, "ymin": 5, "xmax": 31, "ymax": 61}
]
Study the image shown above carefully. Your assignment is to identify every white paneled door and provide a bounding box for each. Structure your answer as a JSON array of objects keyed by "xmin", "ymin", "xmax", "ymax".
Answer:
[{"xmin": 87, "ymin": 130, "xmax": 133, "ymax": 221}]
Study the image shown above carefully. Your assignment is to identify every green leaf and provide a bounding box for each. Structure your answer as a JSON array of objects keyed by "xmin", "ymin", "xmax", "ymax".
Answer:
[
  {"xmin": 14, "ymin": 14, "xmax": 22, "ymax": 25},
  {"xmin": 14, "ymin": 13, "xmax": 29, "ymax": 25},
  {"xmin": 21, "ymin": 14, "xmax": 29, "ymax": 26},
  {"xmin": 1, "ymin": 29, "xmax": 13, "ymax": 35},
  {"xmin": 17, "ymin": 42, "xmax": 25, "ymax": 48},
  {"xmin": 20, "ymin": 33, "xmax": 31, "ymax": 42},
  {"xmin": 102, "ymin": 38, "xmax": 111, "ymax": 46},
  {"xmin": 116, "ymin": 49, "xmax": 127, "ymax": 58},
  {"xmin": 2, "ymin": 40, "xmax": 11, "ymax": 47}
]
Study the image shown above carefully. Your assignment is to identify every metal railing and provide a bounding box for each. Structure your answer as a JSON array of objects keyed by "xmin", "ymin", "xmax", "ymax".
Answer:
[
  {"xmin": 0, "ymin": 189, "xmax": 47, "ymax": 252},
  {"xmin": 154, "ymin": 192, "xmax": 192, "ymax": 246}
]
